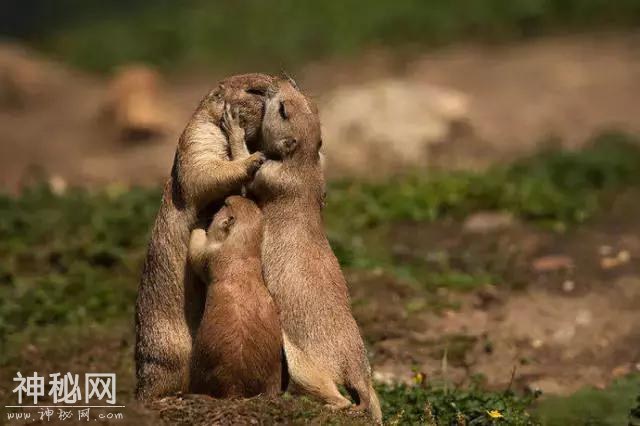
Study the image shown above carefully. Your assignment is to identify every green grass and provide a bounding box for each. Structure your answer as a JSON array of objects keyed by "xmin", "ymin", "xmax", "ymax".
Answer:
[
  {"xmin": 379, "ymin": 382, "xmax": 538, "ymax": 425},
  {"xmin": 327, "ymin": 132, "xmax": 640, "ymax": 285},
  {"xmin": 631, "ymin": 393, "xmax": 640, "ymax": 426},
  {"xmin": 2, "ymin": 132, "xmax": 640, "ymax": 345},
  {"xmin": 2, "ymin": 133, "xmax": 639, "ymax": 423},
  {"xmin": 535, "ymin": 375, "xmax": 640, "ymax": 426},
  {"xmin": 0, "ymin": 185, "xmax": 159, "ymax": 345},
  {"xmin": 4, "ymin": 0, "xmax": 640, "ymax": 72}
]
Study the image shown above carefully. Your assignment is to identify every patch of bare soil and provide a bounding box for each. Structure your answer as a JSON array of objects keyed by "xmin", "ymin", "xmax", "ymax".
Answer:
[
  {"xmin": 2, "ymin": 32, "xmax": 640, "ymax": 189},
  {"xmin": 351, "ymin": 191, "xmax": 640, "ymax": 396},
  {"xmin": 1, "ymin": 323, "xmax": 371, "ymax": 425}
]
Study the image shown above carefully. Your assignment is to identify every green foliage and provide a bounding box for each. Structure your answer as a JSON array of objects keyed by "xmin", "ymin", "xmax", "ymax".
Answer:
[
  {"xmin": 0, "ymin": 184, "xmax": 160, "ymax": 346},
  {"xmin": 631, "ymin": 393, "xmax": 640, "ymax": 426},
  {"xmin": 1, "ymin": 133, "xmax": 639, "ymax": 347},
  {"xmin": 379, "ymin": 382, "xmax": 538, "ymax": 425},
  {"xmin": 327, "ymin": 132, "xmax": 640, "ymax": 275},
  {"xmin": 4, "ymin": 0, "xmax": 640, "ymax": 71},
  {"xmin": 327, "ymin": 132, "xmax": 640, "ymax": 231},
  {"xmin": 0, "ymin": 134, "xmax": 638, "ymax": 422},
  {"xmin": 535, "ymin": 374, "xmax": 640, "ymax": 426}
]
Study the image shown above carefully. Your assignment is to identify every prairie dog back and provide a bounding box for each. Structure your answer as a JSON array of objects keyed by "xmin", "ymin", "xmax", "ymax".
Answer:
[
  {"xmin": 249, "ymin": 78, "xmax": 382, "ymax": 423},
  {"xmin": 134, "ymin": 74, "xmax": 274, "ymax": 401},
  {"xmin": 188, "ymin": 196, "xmax": 282, "ymax": 398}
]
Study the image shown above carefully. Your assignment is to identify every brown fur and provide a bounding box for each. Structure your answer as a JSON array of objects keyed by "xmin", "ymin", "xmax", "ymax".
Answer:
[
  {"xmin": 188, "ymin": 195, "xmax": 282, "ymax": 397},
  {"xmin": 249, "ymin": 78, "xmax": 382, "ymax": 423},
  {"xmin": 134, "ymin": 73, "xmax": 275, "ymax": 401}
]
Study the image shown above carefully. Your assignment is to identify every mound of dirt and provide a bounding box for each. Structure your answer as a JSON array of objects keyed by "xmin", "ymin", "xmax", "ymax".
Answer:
[
  {"xmin": 319, "ymin": 79, "xmax": 468, "ymax": 176},
  {"xmin": 3, "ymin": 33, "xmax": 640, "ymax": 190},
  {"xmin": 148, "ymin": 394, "xmax": 371, "ymax": 425}
]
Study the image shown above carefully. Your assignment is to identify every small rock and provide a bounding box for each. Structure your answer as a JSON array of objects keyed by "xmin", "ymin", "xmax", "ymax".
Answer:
[
  {"xmin": 617, "ymin": 250, "xmax": 631, "ymax": 263},
  {"xmin": 320, "ymin": 79, "xmax": 469, "ymax": 175},
  {"xmin": 552, "ymin": 324, "xmax": 576, "ymax": 344},
  {"xmin": 531, "ymin": 339, "xmax": 544, "ymax": 349},
  {"xmin": 373, "ymin": 370, "xmax": 400, "ymax": 385},
  {"xmin": 611, "ymin": 364, "xmax": 631, "ymax": 378},
  {"xmin": 463, "ymin": 211, "xmax": 514, "ymax": 233},
  {"xmin": 562, "ymin": 280, "xmax": 575, "ymax": 292},
  {"xmin": 528, "ymin": 378, "xmax": 565, "ymax": 395},
  {"xmin": 48, "ymin": 175, "xmax": 67, "ymax": 195},
  {"xmin": 600, "ymin": 256, "xmax": 620, "ymax": 269},
  {"xmin": 598, "ymin": 245, "xmax": 613, "ymax": 256},
  {"xmin": 372, "ymin": 267, "xmax": 384, "ymax": 277},
  {"xmin": 575, "ymin": 309, "xmax": 592, "ymax": 326},
  {"xmin": 532, "ymin": 255, "xmax": 573, "ymax": 272},
  {"xmin": 600, "ymin": 249, "xmax": 631, "ymax": 269}
]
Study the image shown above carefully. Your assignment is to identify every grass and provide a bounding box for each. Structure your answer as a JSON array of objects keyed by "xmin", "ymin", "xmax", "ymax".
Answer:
[
  {"xmin": 327, "ymin": 132, "xmax": 640, "ymax": 289},
  {"xmin": 2, "ymin": 132, "xmax": 640, "ymax": 344},
  {"xmin": 0, "ymin": 185, "xmax": 158, "ymax": 344},
  {"xmin": 3, "ymin": 1, "xmax": 640, "ymax": 72},
  {"xmin": 534, "ymin": 375, "xmax": 640, "ymax": 426},
  {"xmin": 631, "ymin": 394, "xmax": 640, "ymax": 426},
  {"xmin": 379, "ymin": 382, "xmax": 538, "ymax": 425},
  {"xmin": 1, "ymin": 319, "xmax": 538, "ymax": 424},
  {"xmin": 2, "ymin": 133, "xmax": 640, "ymax": 422}
]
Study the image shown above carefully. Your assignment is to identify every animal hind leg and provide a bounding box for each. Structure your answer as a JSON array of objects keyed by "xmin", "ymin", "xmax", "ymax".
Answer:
[
  {"xmin": 135, "ymin": 357, "xmax": 188, "ymax": 401},
  {"xmin": 283, "ymin": 337, "xmax": 351, "ymax": 409},
  {"xmin": 346, "ymin": 376, "xmax": 382, "ymax": 424}
]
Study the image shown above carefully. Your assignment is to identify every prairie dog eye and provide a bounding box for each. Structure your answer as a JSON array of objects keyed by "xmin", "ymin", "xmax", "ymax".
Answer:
[
  {"xmin": 246, "ymin": 88, "xmax": 267, "ymax": 96},
  {"xmin": 278, "ymin": 101, "xmax": 288, "ymax": 120}
]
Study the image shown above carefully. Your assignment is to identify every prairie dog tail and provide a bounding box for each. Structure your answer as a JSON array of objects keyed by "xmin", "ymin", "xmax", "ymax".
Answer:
[
  {"xmin": 347, "ymin": 378, "xmax": 383, "ymax": 424},
  {"xmin": 368, "ymin": 384, "xmax": 383, "ymax": 424}
]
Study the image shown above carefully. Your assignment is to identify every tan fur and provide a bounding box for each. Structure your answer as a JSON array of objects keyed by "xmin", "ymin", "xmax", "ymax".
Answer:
[
  {"xmin": 134, "ymin": 73, "xmax": 275, "ymax": 401},
  {"xmin": 188, "ymin": 196, "xmax": 282, "ymax": 398},
  {"xmin": 249, "ymin": 79, "xmax": 382, "ymax": 423}
]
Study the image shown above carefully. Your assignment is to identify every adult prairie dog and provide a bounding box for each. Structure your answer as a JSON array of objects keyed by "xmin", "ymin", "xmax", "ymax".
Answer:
[
  {"xmin": 134, "ymin": 73, "xmax": 274, "ymax": 401},
  {"xmin": 188, "ymin": 195, "xmax": 282, "ymax": 398},
  {"xmin": 247, "ymin": 78, "xmax": 382, "ymax": 423}
]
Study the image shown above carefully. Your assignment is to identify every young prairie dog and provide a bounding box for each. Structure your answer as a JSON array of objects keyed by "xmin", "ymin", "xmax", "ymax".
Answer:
[
  {"xmin": 135, "ymin": 73, "xmax": 274, "ymax": 401},
  {"xmin": 247, "ymin": 78, "xmax": 382, "ymax": 423},
  {"xmin": 188, "ymin": 195, "xmax": 282, "ymax": 398}
]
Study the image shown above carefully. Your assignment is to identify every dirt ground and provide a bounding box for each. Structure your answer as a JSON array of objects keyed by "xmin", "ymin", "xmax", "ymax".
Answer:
[
  {"xmin": 1, "ymin": 32, "xmax": 640, "ymax": 422},
  {"xmin": 353, "ymin": 189, "xmax": 640, "ymax": 396},
  {"xmin": 2, "ymin": 32, "xmax": 640, "ymax": 189}
]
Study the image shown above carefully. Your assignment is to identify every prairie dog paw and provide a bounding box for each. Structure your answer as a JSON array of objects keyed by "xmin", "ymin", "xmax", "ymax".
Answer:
[
  {"xmin": 221, "ymin": 103, "xmax": 245, "ymax": 141},
  {"xmin": 246, "ymin": 152, "xmax": 266, "ymax": 176}
]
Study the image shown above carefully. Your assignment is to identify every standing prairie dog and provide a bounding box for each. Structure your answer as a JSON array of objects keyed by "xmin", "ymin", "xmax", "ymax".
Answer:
[
  {"xmin": 188, "ymin": 195, "xmax": 282, "ymax": 397},
  {"xmin": 247, "ymin": 78, "xmax": 382, "ymax": 423},
  {"xmin": 134, "ymin": 73, "xmax": 275, "ymax": 401}
]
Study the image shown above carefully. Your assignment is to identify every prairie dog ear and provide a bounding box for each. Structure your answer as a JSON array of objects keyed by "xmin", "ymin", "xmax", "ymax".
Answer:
[{"xmin": 281, "ymin": 71, "xmax": 299, "ymax": 90}]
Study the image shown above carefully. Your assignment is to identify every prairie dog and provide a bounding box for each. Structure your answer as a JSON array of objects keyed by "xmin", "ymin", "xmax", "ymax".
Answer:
[
  {"xmin": 188, "ymin": 195, "xmax": 282, "ymax": 397},
  {"xmin": 134, "ymin": 73, "xmax": 274, "ymax": 401},
  {"xmin": 247, "ymin": 78, "xmax": 382, "ymax": 423}
]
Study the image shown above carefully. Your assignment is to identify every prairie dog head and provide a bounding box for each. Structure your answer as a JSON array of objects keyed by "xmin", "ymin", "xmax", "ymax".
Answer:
[
  {"xmin": 207, "ymin": 196, "xmax": 263, "ymax": 249},
  {"xmin": 261, "ymin": 78, "xmax": 322, "ymax": 163},
  {"xmin": 185, "ymin": 73, "xmax": 275, "ymax": 152}
]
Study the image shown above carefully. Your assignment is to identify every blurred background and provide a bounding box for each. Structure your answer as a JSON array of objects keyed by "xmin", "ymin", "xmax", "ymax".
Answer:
[{"xmin": 1, "ymin": 1, "xmax": 640, "ymax": 424}]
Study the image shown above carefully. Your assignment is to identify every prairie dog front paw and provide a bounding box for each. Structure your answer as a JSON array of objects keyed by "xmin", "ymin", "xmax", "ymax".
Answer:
[
  {"xmin": 221, "ymin": 103, "xmax": 245, "ymax": 143},
  {"xmin": 246, "ymin": 152, "xmax": 266, "ymax": 176}
]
